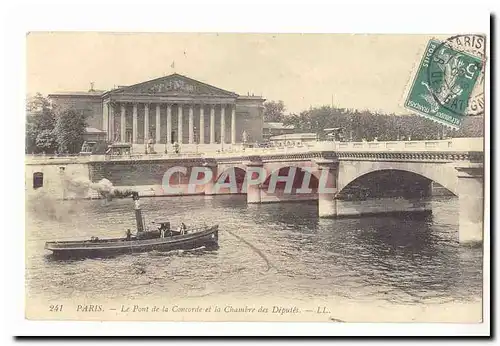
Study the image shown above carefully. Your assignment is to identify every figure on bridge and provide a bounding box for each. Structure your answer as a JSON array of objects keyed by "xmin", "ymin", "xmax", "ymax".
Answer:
[{"xmin": 173, "ymin": 142, "xmax": 180, "ymax": 154}]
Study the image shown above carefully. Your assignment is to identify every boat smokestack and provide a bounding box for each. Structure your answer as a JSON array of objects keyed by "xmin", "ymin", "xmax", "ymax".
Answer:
[{"xmin": 132, "ymin": 192, "xmax": 144, "ymax": 232}]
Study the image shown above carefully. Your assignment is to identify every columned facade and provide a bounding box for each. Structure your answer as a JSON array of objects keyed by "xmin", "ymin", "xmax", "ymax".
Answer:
[
  {"xmin": 105, "ymin": 100, "xmax": 241, "ymax": 146},
  {"xmin": 48, "ymin": 73, "xmax": 264, "ymax": 148}
]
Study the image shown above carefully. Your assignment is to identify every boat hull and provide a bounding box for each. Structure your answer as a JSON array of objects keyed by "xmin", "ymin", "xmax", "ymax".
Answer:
[{"xmin": 45, "ymin": 226, "xmax": 219, "ymax": 259}]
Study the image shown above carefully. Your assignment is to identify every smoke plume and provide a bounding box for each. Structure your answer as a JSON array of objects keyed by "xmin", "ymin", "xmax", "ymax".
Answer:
[
  {"xmin": 26, "ymin": 189, "xmax": 79, "ymax": 222},
  {"xmin": 63, "ymin": 176, "xmax": 137, "ymax": 200},
  {"xmin": 26, "ymin": 176, "xmax": 138, "ymax": 222}
]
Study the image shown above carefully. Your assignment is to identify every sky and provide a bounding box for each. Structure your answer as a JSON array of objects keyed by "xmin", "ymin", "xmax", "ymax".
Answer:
[{"xmin": 26, "ymin": 32, "xmax": 444, "ymax": 115}]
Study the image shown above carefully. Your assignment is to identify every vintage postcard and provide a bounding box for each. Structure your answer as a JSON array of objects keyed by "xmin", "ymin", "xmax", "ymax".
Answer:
[{"xmin": 24, "ymin": 31, "xmax": 488, "ymax": 331}]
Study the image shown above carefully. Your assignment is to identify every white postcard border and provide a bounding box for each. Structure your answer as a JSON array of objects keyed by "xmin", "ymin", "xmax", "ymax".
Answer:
[{"xmin": 4, "ymin": 0, "xmax": 493, "ymax": 337}]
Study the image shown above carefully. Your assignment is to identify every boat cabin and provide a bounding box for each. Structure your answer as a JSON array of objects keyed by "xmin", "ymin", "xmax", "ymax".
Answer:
[{"xmin": 135, "ymin": 220, "xmax": 176, "ymax": 240}]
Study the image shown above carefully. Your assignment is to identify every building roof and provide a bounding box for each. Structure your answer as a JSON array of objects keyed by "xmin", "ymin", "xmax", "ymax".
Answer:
[
  {"xmin": 46, "ymin": 74, "xmax": 266, "ymax": 102},
  {"xmin": 106, "ymin": 73, "xmax": 239, "ymax": 98},
  {"xmin": 49, "ymin": 91, "xmax": 105, "ymax": 97},
  {"xmin": 263, "ymin": 122, "xmax": 295, "ymax": 130},
  {"xmin": 270, "ymin": 132, "xmax": 317, "ymax": 141}
]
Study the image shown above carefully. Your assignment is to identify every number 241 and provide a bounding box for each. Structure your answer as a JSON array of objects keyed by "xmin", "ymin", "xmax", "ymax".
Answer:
[{"xmin": 49, "ymin": 304, "xmax": 63, "ymax": 312}]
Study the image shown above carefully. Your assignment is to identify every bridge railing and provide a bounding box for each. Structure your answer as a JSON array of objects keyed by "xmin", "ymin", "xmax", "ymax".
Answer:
[
  {"xmin": 313, "ymin": 137, "xmax": 483, "ymax": 152},
  {"xmin": 25, "ymin": 138, "xmax": 484, "ymax": 164},
  {"xmin": 25, "ymin": 154, "xmax": 92, "ymax": 164},
  {"xmin": 25, "ymin": 146, "xmax": 317, "ymax": 164}
]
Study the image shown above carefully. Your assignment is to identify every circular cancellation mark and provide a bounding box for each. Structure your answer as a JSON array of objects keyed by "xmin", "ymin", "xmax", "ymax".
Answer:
[{"xmin": 426, "ymin": 34, "xmax": 486, "ymax": 117}]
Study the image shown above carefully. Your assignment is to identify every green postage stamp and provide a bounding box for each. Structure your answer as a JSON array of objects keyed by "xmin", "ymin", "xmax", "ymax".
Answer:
[{"xmin": 404, "ymin": 35, "xmax": 486, "ymax": 129}]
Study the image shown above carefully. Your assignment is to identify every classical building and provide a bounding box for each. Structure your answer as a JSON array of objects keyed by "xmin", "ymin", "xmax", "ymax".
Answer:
[{"xmin": 48, "ymin": 74, "xmax": 265, "ymax": 151}]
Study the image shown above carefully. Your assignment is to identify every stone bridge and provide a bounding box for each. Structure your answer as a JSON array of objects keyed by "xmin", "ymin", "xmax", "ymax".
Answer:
[
  {"xmin": 212, "ymin": 139, "xmax": 483, "ymax": 244},
  {"xmin": 25, "ymin": 138, "xmax": 484, "ymax": 243}
]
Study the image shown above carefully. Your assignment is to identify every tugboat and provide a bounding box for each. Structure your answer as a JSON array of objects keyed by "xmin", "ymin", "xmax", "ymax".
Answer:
[{"xmin": 45, "ymin": 192, "xmax": 219, "ymax": 259}]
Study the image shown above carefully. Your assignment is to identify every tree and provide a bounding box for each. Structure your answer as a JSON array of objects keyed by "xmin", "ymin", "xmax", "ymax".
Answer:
[
  {"xmin": 26, "ymin": 93, "xmax": 56, "ymax": 153},
  {"xmin": 35, "ymin": 129, "xmax": 58, "ymax": 153},
  {"xmin": 55, "ymin": 108, "xmax": 88, "ymax": 154},
  {"xmin": 282, "ymin": 104, "xmax": 479, "ymax": 142},
  {"xmin": 453, "ymin": 116, "xmax": 484, "ymax": 138},
  {"xmin": 283, "ymin": 111, "xmax": 310, "ymax": 132},
  {"xmin": 263, "ymin": 100, "xmax": 286, "ymax": 123},
  {"xmin": 284, "ymin": 106, "xmax": 352, "ymax": 138}
]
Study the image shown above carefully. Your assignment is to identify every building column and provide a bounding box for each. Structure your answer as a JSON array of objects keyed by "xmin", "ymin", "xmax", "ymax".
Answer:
[
  {"xmin": 144, "ymin": 103, "xmax": 149, "ymax": 141},
  {"xmin": 316, "ymin": 161, "xmax": 339, "ymax": 218},
  {"xmin": 132, "ymin": 103, "xmax": 138, "ymax": 144},
  {"xmin": 109, "ymin": 103, "xmax": 115, "ymax": 142},
  {"xmin": 456, "ymin": 166, "xmax": 484, "ymax": 244},
  {"xmin": 231, "ymin": 104, "xmax": 236, "ymax": 144},
  {"xmin": 178, "ymin": 104, "xmax": 183, "ymax": 144},
  {"xmin": 199, "ymin": 104, "xmax": 205, "ymax": 144},
  {"xmin": 220, "ymin": 104, "xmax": 226, "ymax": 144},
  {"xmin": 155, "ymin": 104, "xmax": 161, "ymax": 143},
  {"xmin": 189, "ymin": 104, "xmax": 194, "ymax": 144},
  {"xmin": 120, "ymin": 103, "xmax": 126, "ymax": 142},
  {"xmin": 102, "ymin": 102, "xmax": 109, "ymax": 137},
  {"xmin": 210, "ymin": 105, "xmax": 215, "ymax": 144},
  {"xmin": 166, "ymin": 104, "xmax": 172, "ymax": 145}
]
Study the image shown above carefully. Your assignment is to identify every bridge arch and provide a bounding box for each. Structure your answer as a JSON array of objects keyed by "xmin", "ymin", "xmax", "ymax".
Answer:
[
  {"xmin": 261, "ymin": 165, "xmax": 320, "ymax": 194},
  {"xmin": 337, "ymin": 163, "xmax": 458, "ymax": 197},
  {"xmin": 214, "ymin": 166, "xmax": 247, "ymax": 193}
]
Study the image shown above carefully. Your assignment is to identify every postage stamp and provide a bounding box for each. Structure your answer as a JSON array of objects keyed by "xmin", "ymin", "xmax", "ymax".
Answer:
[
  {"xmin": 20, "ymin": 31, "xmax": 488, "ymax": 335},
  {"xmin": 404, "ymin": 34, "xmax": 486, "ymax": 129}
]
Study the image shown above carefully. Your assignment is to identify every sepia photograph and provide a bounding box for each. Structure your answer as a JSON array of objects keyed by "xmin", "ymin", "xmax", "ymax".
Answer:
[{"xmin": 11, "ymin": 4, "xmax": 492, "ymax": 336}]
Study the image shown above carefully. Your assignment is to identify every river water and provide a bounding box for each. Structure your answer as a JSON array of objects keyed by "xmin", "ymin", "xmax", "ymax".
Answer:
[{"xmin": 25, "ymin": 195, "xmax": 482, "ymax": 320}]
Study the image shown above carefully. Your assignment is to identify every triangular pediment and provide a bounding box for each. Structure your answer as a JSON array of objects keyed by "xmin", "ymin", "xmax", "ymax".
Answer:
[{"xmin": 111, "ymin": 74, "xmax": 238, "ymax": 97}]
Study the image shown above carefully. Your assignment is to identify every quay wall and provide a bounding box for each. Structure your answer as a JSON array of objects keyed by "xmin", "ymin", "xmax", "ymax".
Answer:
[
  {"xmin": 25, "ymin": 158, "xmax": 213, "ymax": 199},
  {"xmin": 25, "ymin": 161, "xmax": 91, "ymax": 200}
]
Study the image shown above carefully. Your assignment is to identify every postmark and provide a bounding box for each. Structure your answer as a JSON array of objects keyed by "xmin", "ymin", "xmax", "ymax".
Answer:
[{"xmin": 404, "ymin": 34, "xmax": 486, "ymax": 128}]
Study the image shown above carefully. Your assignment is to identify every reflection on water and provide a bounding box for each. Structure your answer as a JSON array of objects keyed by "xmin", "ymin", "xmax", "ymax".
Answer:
[{"xmin": 25, "ymin": 195, "xmax": 482, "ymax": 305}]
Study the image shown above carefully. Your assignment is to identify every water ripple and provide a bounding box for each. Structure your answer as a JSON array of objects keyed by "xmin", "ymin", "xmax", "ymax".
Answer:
[{"xmin": 26, "ymin": 195, "xmax": 482, "ymax": 305}]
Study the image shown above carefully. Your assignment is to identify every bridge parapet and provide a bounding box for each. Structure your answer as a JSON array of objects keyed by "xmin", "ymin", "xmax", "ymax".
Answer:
[
  {"xmin": 316, "ymin": 137, "xmax": 483, "ymax": 152},
  {"xmin": 25, "ymin": 146, "xmax": 327, "ymax": 164},
  {"xmin": 25, "ymin": 138, "xmax": 483, "ymax": 165}
]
